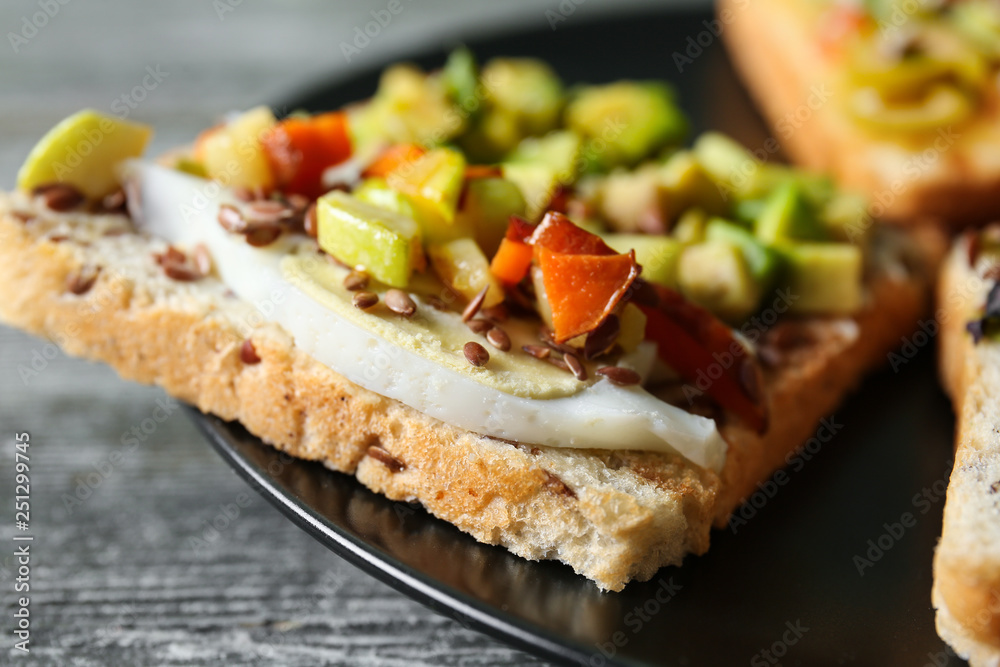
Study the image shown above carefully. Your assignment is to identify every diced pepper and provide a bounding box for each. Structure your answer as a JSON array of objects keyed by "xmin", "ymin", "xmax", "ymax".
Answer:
[
  {"xmin": 362, "ymin": 143, "xmax": 426, "ymax": 179},
  {"xmin": 490, "ymin": 237, "xmax": 534, "ymax": 284},
  {"xmin": 640, "ymin": 285, "xmax": 767, "ymax": 432},
  {"xmin": 261, "ymin": 111, "xmax": 351, "ymax": 199},
  {"xmin": 537, "ymin": 247, "xmax": 639, "ymax": 342}
]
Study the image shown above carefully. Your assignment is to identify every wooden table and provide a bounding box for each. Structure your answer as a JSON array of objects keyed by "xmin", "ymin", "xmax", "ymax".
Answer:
[{"xmin": 0, "ymin": 0, "xmax": 698, "ymax": 663}]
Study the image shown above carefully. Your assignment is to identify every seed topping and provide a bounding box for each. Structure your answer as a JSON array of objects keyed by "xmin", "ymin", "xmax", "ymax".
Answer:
[
  {"xmin": 385, "ymin": 289, "xmax": 416, "ymax": 317},
  {"xmin": 464, "ymin": 341, "xmax": 490, "ymax": 367}
]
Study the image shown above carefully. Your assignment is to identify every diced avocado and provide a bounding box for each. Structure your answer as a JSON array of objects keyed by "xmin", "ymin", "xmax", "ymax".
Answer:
[
  {"xmin": 660, "ymin": 151, "xmax": 727, "ymax": 218},
  {"xmin": 482, "ymin": 58, "xmax": 563, "ymax": 137},
  {"xmin": 604, "ymin": 233, "xmax": 681, "ymax": 288},
  {"xmin": 506, "ymin": 130, "xmax": 581, "ymax": 184},
  {"xmin": 597, "ymin": 164, "xmax": 667, "ymax": 233},
  {"xmin": 822, "ymin": 191, "xmax": 872, "ymax": 244},
  {"xmin": 677, "ymin": 241, "xmax": 762, "ymax": 323},
  {"xmin": 732, "ymin": 198, "xmax": 766, "ymax": 226},
  {"xmin": 354, "ymin": 64, "xmax": 463, "ymax": 151},
  {"xmin": 387, "ymin": 147, "xmax": 467, "ymax": 242},
  {"xmin": 502, "ymin": 162, "xmax": 558, "ymax": 222},
  {"xmin": 316, "ymin": 191, "xmax": 423, "ymax": 288},
  {"xmin": 755, "ymin": 182, "xmax": 828, "ymax": 244},
  {"xmin": 617, "ymin": 303, "xmax": 648, "ymax": 353},
  {"xmin": 459, "ymin": 109, "xmax": 523, "ymax": 162},
  {"xmin": 692, "ymin": 132, "xmax": 760, "ymax": 201},
  {"xmin": 456, "ymin": 177, "xmax": 526, "ymax": 257},
  {"xmin": 428, "ymin": 238, "xmax": 505, "ymax": 308},
  {"xmin": 775, "ymin": 243, "xmax": 863, "ymax": 315},
  {"xmin": 443, "ymin": 46, "xmax": 479, "ymax": 109},
  {"xmin": 671, "ymin": 208, "xmax": 708, "ymax": 245},
  {"xmin": 18, "ymin": 109, "xmax": 153, "ymax": 199},
  {"xmin": 705, "ymin": 218, "xmax": 782, "ymax": 289},
  {"xmin": 566, "ymin": 81, "xmax": 687, "ymax": 169}
]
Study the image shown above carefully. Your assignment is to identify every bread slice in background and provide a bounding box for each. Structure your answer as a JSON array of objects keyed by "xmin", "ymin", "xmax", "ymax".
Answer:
[
  {"xmin": 719, "ymin": 0, "xmax": 1000, "ymax": 227},
  {"xmin": 934, "ymin": 234, "xmax": 1000, "ymax": 665},
  {"xmin": 0, "ymin": 189, "xmax": 942, "ymax": 590}
]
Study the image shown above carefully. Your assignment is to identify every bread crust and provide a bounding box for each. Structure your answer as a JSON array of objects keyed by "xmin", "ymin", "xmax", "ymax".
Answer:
[
  {"xmin": 719, "ymin": 0, "xmax": 1000, "ymax": 227},
  {"xmin": 934, "ymin": 237, "xmax": 1000, "ymax": 664},
  {"xmin": 0, "ymin": 192, "xmax": 940, "ymax": 590}
]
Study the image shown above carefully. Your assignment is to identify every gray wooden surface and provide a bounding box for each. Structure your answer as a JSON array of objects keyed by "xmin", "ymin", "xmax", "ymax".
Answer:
[{"xmin": 0, "ymin": 0, "xmax": 703, "ymax": 665}]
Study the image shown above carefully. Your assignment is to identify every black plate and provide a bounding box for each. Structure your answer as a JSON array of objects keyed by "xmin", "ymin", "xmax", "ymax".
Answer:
[{"xmin": 191, "ymin": 9, "xmax": 966, "ymax": 666}]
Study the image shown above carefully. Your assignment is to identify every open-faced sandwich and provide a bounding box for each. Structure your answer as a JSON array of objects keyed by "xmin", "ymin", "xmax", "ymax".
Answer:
[
  {"xmin": 0, "ymin": 50, "xmax": 943, "ymax": 590},
  {"xmin": 935, "ymin": 226, "xmax": 1000, "ymax": 664},
  {"xmin": 720, "ymin": 0, "xmax": 1000, "ymax": 225}
]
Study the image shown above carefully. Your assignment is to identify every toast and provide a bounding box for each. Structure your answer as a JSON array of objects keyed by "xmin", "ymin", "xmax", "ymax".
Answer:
[
  {"xmin": 0, "ymin": 185, "xmax": 943, "ymax": 590},
  {"xmin": 719, "ymin": 0, "xmax": 1000, "ymax": 226},
  {"xmin": 934, "ymin": 229, "xmax": 1000, "ymax": 664}
]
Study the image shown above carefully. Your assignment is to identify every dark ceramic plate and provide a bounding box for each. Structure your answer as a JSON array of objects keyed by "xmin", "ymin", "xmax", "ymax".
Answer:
[{"xmin": 190, "ymin": 8, "xmax": 966, "ymax": 666}]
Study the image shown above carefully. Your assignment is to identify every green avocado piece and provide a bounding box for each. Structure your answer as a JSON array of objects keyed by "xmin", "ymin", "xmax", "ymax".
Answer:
[
  {"xmin": 482, "ymin": 58, "xmax": 564, "ymax": 137},
  {"xmin": 506, "ymin": 130, "xmax": 581, "ymax": 184},
  {"xmin": 755, "ymin": 182, "xmax": 829, "ymax": 244},
  {"xmin": 455, "ymin": 177, "xmax": 526, "ymax": 257},
  {"xmin": 502, "ymin": 162, "xmax": 558, "ymax": 222},
  {"xmin": 677, "ymin": 240, "xmax": 762, "ymax": 323},
  {"xmin": 566, "ymin": 81, "xmax": 687, "ymax": 169},
  {"xmin": 705, "ymin": 218, "xmax": 782, "ymax": 289},
  {"xmin": 775, "ymin": 243, "xmax": 863, "ymax": 315},
  {"xmin": 603, "ymin": 234, "xmax": 682, "ymax": 288},
  {"xmin": 671, "ymin": 208, "xmax": 708, "ymax": 245},
  {"xmin": 659, "ymin": 151, "xmax": 727, "ymax": 218}
]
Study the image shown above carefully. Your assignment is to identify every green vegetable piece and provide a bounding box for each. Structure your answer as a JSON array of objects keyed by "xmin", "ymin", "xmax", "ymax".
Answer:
[
  {"xmin": 443, "ymin": 46, "xmax": 479, "ymax": 109},
  {"xmin": 755, "ymin": 182, "xmax": 828, "ymax": 244},
  {"xmin": 660, "ymin": 150, "xmax": 727, "ymax": 218},
  {"xmin": 502, "ymin": 162, "xmax": 558, "ymax": 222},
  {"xmin": 705, "ymin": 218, "xmax": 782, "ymax": 288},
  {"xmin": 566, "ymin": 81, "xmax": 687, "ymax": 168},
  {"xmin": 506, "ymin": 130, "xmax": 581, "ymax": 184},
  {"xmin": 482, "ymin": 58, "xmax": 564, "ymax": 137},
  {"xmin": 776, "ymin": 243, "xmax": 862, "ymax": 315},
  {"xmin": 354, "ymin": 178, "xmax": 419, "ymax": 220},
  {"xmin": 672, "ymin": 208, "xmax": 708, "ymax": 245},
  {"xmin": 603, "ymin": 234, "xmax": 682, "ymax": 288},
  {"xmin": 692, "ymin": 132, "xmax": 761, "ymax": 200},
  {"xmin": 456, "ymin": 177, "xmax": 526, "ymax": 257},
  {"xmin": 316, "ymin": 191, "xmax": 422, "ymax": 288},
  {"xmin": 387, "ymin": 147, "xmax": 468, "ymax": 242},
  {"xmin": 677, "ymin": 240, "xmax": 762, "ymax": 323}
]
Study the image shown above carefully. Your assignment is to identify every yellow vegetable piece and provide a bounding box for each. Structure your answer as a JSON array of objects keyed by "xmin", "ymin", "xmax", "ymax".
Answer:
[
  {"xmin": 387, "ymin": 148, "xmax": 467, "ymax": 242},
  {"xmin": 428, "ymin": 238, "xmax": 505, "ymax": 308},
  {"xmin": 197, "ymin": 106, "xmax": 275, "ymax": 191},
  {"xmin": 17, "ymin": 109, "xmax": 153, "ymax": 199}
]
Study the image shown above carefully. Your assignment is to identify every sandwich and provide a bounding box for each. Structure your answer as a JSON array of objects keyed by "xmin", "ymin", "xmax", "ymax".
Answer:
[
  {"xmin": 0, "ymin": 50, "xmax": 943, "ymax": 591},
  {"xmin": 720, "ymin": 0, "xmax": 1000, "ymax": 225},
  {"xmin": 934, "ymin": 226, "xmax": 1000, "ymax": 664}
]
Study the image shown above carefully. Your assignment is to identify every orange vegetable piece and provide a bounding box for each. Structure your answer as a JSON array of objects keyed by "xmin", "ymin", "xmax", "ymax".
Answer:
[
  {"xmin": 529, "ymin": 211, "xmax": 615, "ymax": 257},
  {"xmin": 537, "ymin": 247, "xmax": 639, "ymax": 342},
  {"xmin": 261, "ymin": 111, "xmax": 351, "ymax": 199},
  {"xmin": 490, "ymin": 238, "xmax": 534, "ymax": 284},
  {"xmin": 464, "ymin": 164, "xmax": 503, "ymax": 180},
  {"xmin": 361, "ymin": 143, "xmax": 426, "ymax": 179}
]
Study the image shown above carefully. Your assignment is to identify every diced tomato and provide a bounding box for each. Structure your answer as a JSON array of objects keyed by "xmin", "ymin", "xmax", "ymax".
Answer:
[
  {"xmin": 261, "ymin": 111, "xmax": 352, "ymax": 199},
  {"xmin": 505, "ymin": 215, "xmax": 536, "ymax": 243},
  {"xmin": 529, "ymin": 211, "xmax": 616, "ymax": 257},
  {"xmin": 537, "ymin": 247, "xmax": 639, "ymax": 342},
  {"xmin": 640, "ymin": 285, "xmax": 767, "ymax": 433},
  {"xmin": 361, "ymin": 143, "xmax": 426, "ymax": 179},
  {"xmin": 491, "ymin": 238, "xmax": 534, "ymax": 284}
]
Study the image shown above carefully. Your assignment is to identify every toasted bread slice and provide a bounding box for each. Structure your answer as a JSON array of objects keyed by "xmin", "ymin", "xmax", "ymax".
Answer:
[
  {"xmin": 0, "ymin": 191, "xmax": 942, "ymax": 590},
  {"xmin": 719, "ymin": 0, "xmax": 1000, "ymax": 226},
  {"xmin": 934, "ymin": 234, "xmax": 1000, "ymax": 664}
]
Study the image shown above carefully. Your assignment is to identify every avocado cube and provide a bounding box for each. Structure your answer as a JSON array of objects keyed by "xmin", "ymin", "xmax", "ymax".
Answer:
[
  {"xmin": 506, "ymin": 130, "xmax": 581, "ymax": 184},
  {"xmin": 604, "ymin": 233, "xmax": 682, "ymax": 288},
  {"xmin": 672, "ymin": 208, "xmax": 708, "ymax": 245},
  {"xmin": 566, "ymin": 81, "xmax": 687, "ymax": 169},
  {"xmin": 660, "ymin": 151, "xmax": 728, "ymax": 218},
  {"xmin": 316, "ymin": 191, "xmax": 422, "ymax": 288},
  {"xmin": 705, "ymin": 218, "xmax": 782, "ymax": 289},
  {"xmin": 482, "ymin": 58, "xmax": 564, "ymax": 137},
  {"xmin": 755, "ymin": 182, "xmax": 829, "ymax": 244},
  {"xmin": 678, "ymin": 240, "xmax": 763, "ymax": 323},
  {"xmin": 502, "ymin": 162, "xmax": 559, "ymax": 222},
  {"xmin": 456, "ymin": 177, "xmax": 526, "ymax": 257},
  {"xmin": 776, "ymin": 243, "xmax": 862, "ymax": 315},
  {"xmin": 443, "ymin": 46, "xmax": 479, "ymax": 109}
]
